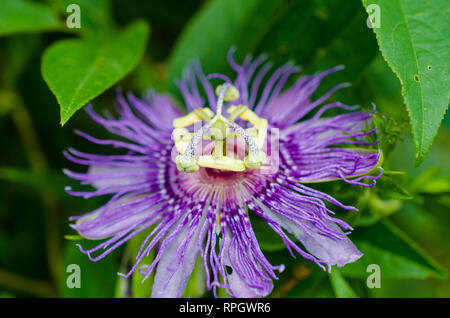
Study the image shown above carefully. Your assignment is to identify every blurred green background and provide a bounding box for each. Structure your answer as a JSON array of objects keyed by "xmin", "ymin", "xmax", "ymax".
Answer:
[{"xmin": 0, "ymin": 0, "xmax": 448, "ymax": 298}]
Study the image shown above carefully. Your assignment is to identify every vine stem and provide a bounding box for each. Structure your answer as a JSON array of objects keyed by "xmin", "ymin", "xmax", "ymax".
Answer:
[
  {"xmin": 10, "ymin": 93, "xmax": 62, "ymax": 289},
  {"xmin": 0, "ymin": 268, "xmax": 56, "ymax": 297}
]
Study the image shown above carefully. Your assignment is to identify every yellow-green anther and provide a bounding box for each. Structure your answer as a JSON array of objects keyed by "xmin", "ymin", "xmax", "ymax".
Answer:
[
  {"xmin": 198, "ymin": 155, "xmax": 246, "ymax": 172},
  {"xmin": 194, "ymin": 108, "xmax": 214, "ymax": 122},
  {"xmin": 173, "ymin": 107, "xmax": 214, "ymax": 128},
  {"xmin": 215, "ymin": 84, "xmax": 240, "ymax": 102},
  {"xmin": 175, "ymin": 120, "xmax": 214, "ymax": 173},
  {"xmin": 176, "ymin": 155, "xmax": 199, "ymax": 173},
  {"xmin": 172, "ymin": 128, "xmax": 192, "ymax": 154},
  {"xmin": 227, "ymin": 105, "xmax": 260, "ymax": 126},
  {"xmin": 226, "ymin": 119, "xmax": 265, "ymax": 170},
  {"xmin": 215, "ymin": 83, "xmax": 239, "ymax": 116},
  {"xmin": 227, "ymin": 105, "xmax": 247, "ymax": 122},
  {"xmin": 244, "ymin": 151, "xmax": 266, "ymax": 170}
]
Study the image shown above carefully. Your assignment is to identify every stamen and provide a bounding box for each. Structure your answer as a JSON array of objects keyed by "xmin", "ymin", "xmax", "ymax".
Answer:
[
  {"xmin": 226, "ymin": 119, "xmax": 266, "ymax": 170},
  {"xmin": 215, "ymin": 83, "xmax": 239, "ymax": 116},
  {"xmin": 216, "ymin": 84, "xmax": 239, "ymax": 111},
  {"xmin": 172, "ymin": 128, "xmax": 192, "ymax": 154},
  {"xmin": 176, "ymin": 122, "xmax": 212, "ymax": 172},
  {"xmin": 227, "ymin": 105, "xmax": 247, "ymax": 122},
  {"xmin": 173, "ymin": 107, "xmax": 214, "ymax": 128},
  {"xmin": 174, "ymin": 83, "xmax": 268, "ymax": 173}
]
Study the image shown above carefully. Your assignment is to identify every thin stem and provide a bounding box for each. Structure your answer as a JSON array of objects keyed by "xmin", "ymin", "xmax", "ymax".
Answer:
[
  {"xmin": 216, "ymin": 83, "xmax": 231, "ymax": 116},
  {"xmin": 0, "ymin": 268, "xmax": 56, "ymax": 297},
  {"xmin": 10, "ymin": 94, "xmax": 62, "ymax": 288},
  {"xmin": 226, "ymin": 118, "xmax": 259, "ymax": 155}
]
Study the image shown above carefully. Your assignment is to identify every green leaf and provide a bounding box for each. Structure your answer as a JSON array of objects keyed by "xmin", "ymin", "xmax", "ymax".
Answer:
[
  {"xmin": 411, "ymin": 167, "xmax": 450, "ymax": 194},
  {"xmin": 314, "ymin": 279, "xmax": 335, "ymax": 298},
  {"xmin": 255, "ymin": 0, "xmax": 377, "ymax": 78},
  {"xmin": 167, "ymin": 0, "xmax": 284, "ymax": 90},
  {"xmin": 182, "ymin": 257, "xmax": 206, "ymax": 298},
  {"xmin": 302, "ymin": 7, "xmax": 379, "ymax": 103},
  {"xmin": 329, "ymin": 269, "xmax": 358, "ymax": 298},
  {"xmin": 416, "ymin": 176, "xmax": 450, "ymax": 194},
  {"xmin": 41, "ymin": 21, "xmax": 150, "ymax": 125},
  {"xmin": 340, "ymin": 220, "xmax": 448, "ymax": 280},
  {"xmin": 411, "ymin": 167, "xmax": 441, "ymax": 190},
  {"xmin": 286, "ymin": 266, "xmax": 339, "ymax": 298},
  {"xmin": 362, "ymin": 0, "xmax": 450, "ymax": 166},
  {"xmin": 0, "ymin": 0, "xmax": 63, "ymax": 36},
  {"xmin": 131, "ymin": 255, "xmax": 154, "ymax": 297},
  {"xmin": 128, "ymin": 230, "xmax": 154, "ymax": 298},
  {"xmin": 167, "ymin": 0, "xmax": 380, "ymax": 113},
  {"xmin": 376, "ymin": 175, "xmax": 413, "ymax": 200}
]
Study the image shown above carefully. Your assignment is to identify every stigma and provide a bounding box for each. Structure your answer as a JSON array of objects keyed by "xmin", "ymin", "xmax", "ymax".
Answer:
[{"xmin": 173, "ymin": 84, "xmax": 268, "ymax": 173}]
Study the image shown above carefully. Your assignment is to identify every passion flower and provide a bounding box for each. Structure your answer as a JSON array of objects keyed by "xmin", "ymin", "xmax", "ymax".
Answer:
[{"xmin": 64, "ymin": 49, "xmax": 382, "ymax": 298}]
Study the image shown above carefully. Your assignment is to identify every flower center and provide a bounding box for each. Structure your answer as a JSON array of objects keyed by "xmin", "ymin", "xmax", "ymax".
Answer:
[
  {"xmin": 172, "ymin": 83, "xmax": 268, "ymax": 173},
  {"xmin": 199, "ymin": 167, "xmax": 249, "ymax": 185}
]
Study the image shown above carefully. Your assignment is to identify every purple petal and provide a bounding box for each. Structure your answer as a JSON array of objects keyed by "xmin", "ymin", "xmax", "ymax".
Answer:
[
  {"xmin": 151, "ymin": 211, "xmax": 207, "ymax": 298},
  {"xmin": 260, "ymin": 206, "xmax": 362, "ymax": 268},
  {"xmin": 222, "ymin": 230, "xmax": 274, "ymax": 298}
]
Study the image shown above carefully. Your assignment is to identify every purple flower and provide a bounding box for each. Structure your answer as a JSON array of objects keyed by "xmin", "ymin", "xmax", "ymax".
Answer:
[{"xmin": 64, "ymin": 49, "xmax": 382, "ymax": 298}]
